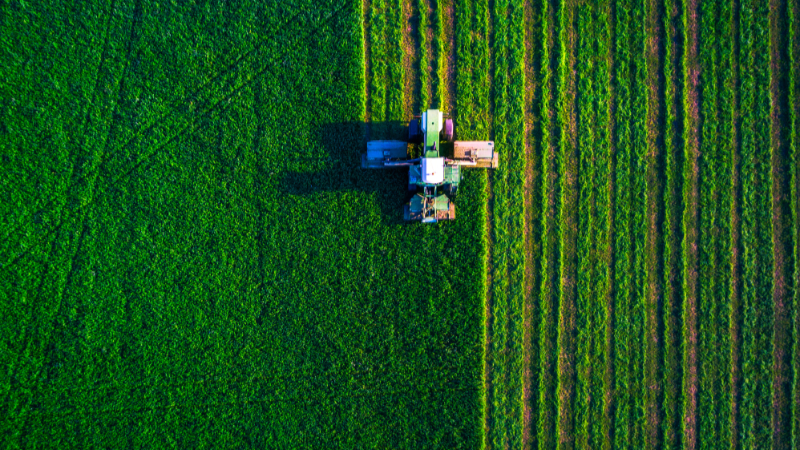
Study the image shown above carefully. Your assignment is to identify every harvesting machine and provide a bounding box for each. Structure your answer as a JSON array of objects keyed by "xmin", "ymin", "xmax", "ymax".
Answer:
[{"xmin": 361, "ymin": 109, "xmax": 498, "ymax": 223}]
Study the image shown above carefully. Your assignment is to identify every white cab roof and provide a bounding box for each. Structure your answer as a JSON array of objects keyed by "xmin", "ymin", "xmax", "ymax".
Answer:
[{"xmin": 421, "ymin": 157, "xmax": 445, "ymax": 184}]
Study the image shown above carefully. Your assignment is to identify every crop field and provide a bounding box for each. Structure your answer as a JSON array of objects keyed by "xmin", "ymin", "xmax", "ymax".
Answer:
[{"xmin": 1, "ymin": 0, "xmax": 799, "ymax": 449}]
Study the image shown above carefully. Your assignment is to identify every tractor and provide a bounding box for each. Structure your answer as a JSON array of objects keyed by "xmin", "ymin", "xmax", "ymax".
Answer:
[{"xmin": 361, "ymin": 109, "xmax": 498, "ymax": 223}]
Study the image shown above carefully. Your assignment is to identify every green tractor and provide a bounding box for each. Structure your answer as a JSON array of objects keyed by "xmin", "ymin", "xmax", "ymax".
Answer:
[{"xmin": 362, "ymin": 109, "xmax": 498, "ymax": 223}]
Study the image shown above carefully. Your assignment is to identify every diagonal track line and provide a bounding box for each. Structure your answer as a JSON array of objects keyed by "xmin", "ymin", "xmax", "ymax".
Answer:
[
  {"xmin": 0, "ymin": 4, "xmax": 333, "ymax": 255},
  {"xmin": 0, "ymin": 3, "xmax": 349, "ymax": 273}
]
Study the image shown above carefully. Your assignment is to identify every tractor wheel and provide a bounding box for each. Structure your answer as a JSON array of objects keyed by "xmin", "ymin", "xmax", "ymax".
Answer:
[
  {"xmin": 442, "ymin": 119, "xmax": 454, "ymax": 142},
  {"xmin": 408, "ymin": 119, "xmax": 421, "ymax": 143}
]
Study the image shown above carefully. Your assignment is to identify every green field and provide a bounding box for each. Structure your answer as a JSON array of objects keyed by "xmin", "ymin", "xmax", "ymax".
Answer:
[{"xmin": 2, "ymin": 0, "xmax": 800, "ymax": 448}]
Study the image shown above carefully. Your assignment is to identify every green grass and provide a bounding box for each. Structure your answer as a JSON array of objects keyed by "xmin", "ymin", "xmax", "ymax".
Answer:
[
  {"xmin": 3, "ymin": 1, "xmax": 800, "ymax": 448},
  {"xmin": 0, "ymin": 1, "xmax": 484, "ymax": 447}
]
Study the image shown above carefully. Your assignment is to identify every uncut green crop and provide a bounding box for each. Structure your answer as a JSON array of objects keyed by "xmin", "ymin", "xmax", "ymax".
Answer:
[{"xmin": 613, "ymin": 0, "xmax": 635, "ymax": 447}]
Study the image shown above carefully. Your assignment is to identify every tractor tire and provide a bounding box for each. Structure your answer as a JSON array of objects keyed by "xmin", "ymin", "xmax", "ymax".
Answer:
[
  {"xmin": 442, "ymin": 119, "xmax": 454, "ymax": 142},
  {"xmin": 408, "ymin": 119, "xmax": 421, "ymax": 143}
]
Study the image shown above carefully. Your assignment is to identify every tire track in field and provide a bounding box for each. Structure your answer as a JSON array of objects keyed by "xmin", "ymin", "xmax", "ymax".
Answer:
[
  {"xmin": 0, "ymin": 4, "xmax": 349, "ymax": 273},
  {"xmin": 0, "ymin": 7, "xmax": 311, "ymax": 251},
  {"xmin": 5, "ymin": 3, "xmax": 139, "ymax": 437},
  {"xmin": 769, "ymin": 0, "xmax": 793, "ymax": 445},
  {"xmin": 680, "ymin": 0, "xmax": 701, "ymax": 446}
]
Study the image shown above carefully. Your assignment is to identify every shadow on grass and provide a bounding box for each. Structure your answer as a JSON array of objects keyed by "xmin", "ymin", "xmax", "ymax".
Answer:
[{"xmin": 280, "ymin": 121, "xmax": 454, "ymax": 225}]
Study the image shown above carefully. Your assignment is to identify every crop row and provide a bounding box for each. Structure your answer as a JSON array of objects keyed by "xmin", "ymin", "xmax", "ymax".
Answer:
[
  {"xmin": 535, "ymin": 0, "xmax": 561, "ymax": 447},
  {"xmin": 574, "ymin": 0, "xmax": 600, "ymax": 447}
]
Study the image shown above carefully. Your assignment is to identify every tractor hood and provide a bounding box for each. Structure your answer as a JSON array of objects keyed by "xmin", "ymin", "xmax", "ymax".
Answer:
[{"xmin": 421, "ymin": 157, "xmax": 445, "ymax": 184}]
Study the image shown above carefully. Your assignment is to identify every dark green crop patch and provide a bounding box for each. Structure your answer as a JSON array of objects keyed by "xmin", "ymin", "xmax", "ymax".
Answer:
[{"xmin": 0, "ymin": 1, "xmax": 484, "ymax": 447}]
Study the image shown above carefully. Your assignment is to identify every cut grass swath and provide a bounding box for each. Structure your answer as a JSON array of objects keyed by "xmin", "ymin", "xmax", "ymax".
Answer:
[
  {"xmin": 630, "ymin": 0, "xmax": 648, "ymax": 445},
  {"xmin": 613, "ymin": 0, "xmax": 635, "ymax": 446},
  {"xmin": 537, "ymin": 0, "xmax": 561, "ymax": 447},
  {"xmin": 556, "ymin": 0, "xmax": 578, "ymax": 445},
  {"xmin": 575, "ymin": 1, "xmax": 597, "ymax": 447},
  {"xmin": 714, "ymin": 0, "xmax": 735, "ymax": 444},
  {"xmin": 698, "ymin": 0, "xmax": 721, "ymax": 447}
]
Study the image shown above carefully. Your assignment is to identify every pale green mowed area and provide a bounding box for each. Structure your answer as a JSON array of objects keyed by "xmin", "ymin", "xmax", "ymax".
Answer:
[{"xmin": 0, "ymin": 1, "xmax": 484, "ymax": 447}]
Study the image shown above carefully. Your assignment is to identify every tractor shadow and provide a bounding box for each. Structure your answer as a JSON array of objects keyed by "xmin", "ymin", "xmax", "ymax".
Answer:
[{"xmin": 280, "ymin": 121, "xmax": 455, "ymax": 225}]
